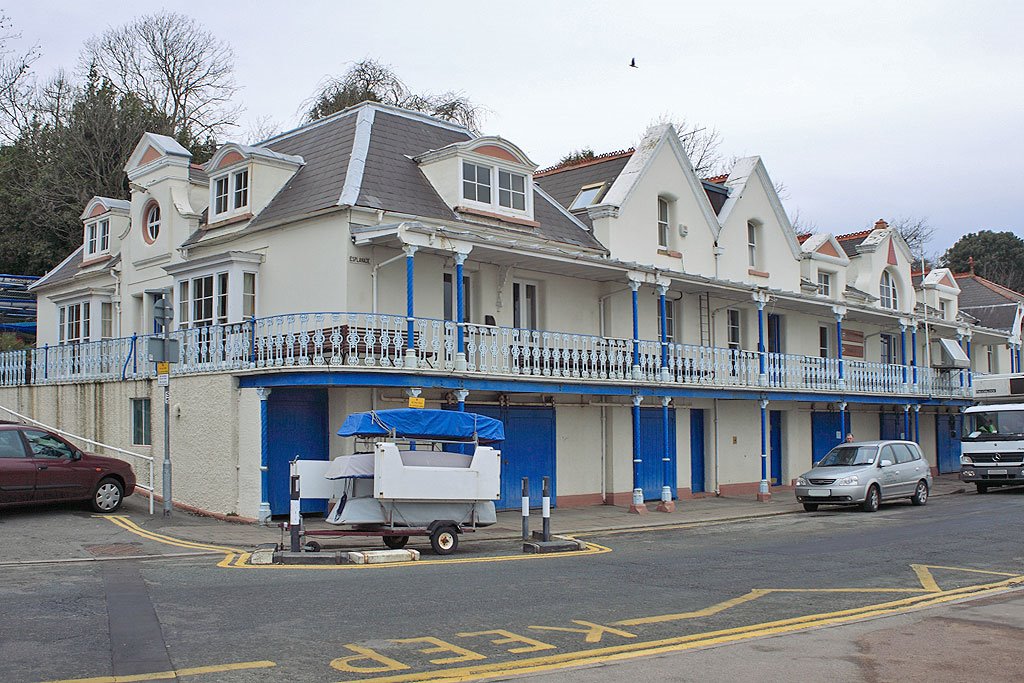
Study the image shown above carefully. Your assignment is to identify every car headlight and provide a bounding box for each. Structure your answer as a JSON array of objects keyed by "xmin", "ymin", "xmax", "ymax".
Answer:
[
  {"xmin": 960, "ymin": 455, "xmax": 973, "ymax": 465},
  {"xmin": 795, "ymin": 476, "xmax": 809, "ymax": 486},
  {"xmin": 835, "ymin": 475, "xmax": 859, "ymax": 486}
]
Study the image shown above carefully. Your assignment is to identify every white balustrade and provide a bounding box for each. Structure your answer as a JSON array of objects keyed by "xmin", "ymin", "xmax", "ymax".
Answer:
[{"xmin": 0, "ymin": 312, "xmax": 970, "ymax": 399}]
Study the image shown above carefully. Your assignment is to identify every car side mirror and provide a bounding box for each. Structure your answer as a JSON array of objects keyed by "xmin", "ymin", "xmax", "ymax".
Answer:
[
  {"xmin": 71, "ymin": 450, "xmax": 83, "ymax": 461},
  {"xmin": 879, "ymin": 459, "xmax": 893, "ymax": 468}
]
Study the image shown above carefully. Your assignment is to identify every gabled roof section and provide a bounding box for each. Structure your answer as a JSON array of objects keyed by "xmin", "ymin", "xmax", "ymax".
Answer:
[
  {"xmin": 835, "ymin": 229, "xmax": 872, "ymax": 257},
  {"xmin": 595, "ymin": 124, "xmax": 720, "ymax": 238},
  {"xmin": 799, "ymin": 232, "xmax": 849, "ymax": 265},
  {"xmin": 80, "ymin": 197, "xmax": 130, "ymax": 221},
  {"xmin": 717, "ymin": 156, "xmax": 803, "ymax": 260},
  {"xmin": 124, "ymin": 132, "xmax": 191, "ymax": 178},
  {"xmin": 414, "ymin": 135, "xmax": 537, "ymax": 169},
  {"xmin": 204, "ymin": 142, "xmax": 304, "ymax": 173},
  {"xmin": 534, "ymin": 152, "xmax": 632, "ymax": 227},
  {"xmin": 954, "ymin": 273, "xmax": 1024, "ymax": 333},
  {"xmin": 914, "ymin": 267, "xmax": 960, "ymax": 293}
]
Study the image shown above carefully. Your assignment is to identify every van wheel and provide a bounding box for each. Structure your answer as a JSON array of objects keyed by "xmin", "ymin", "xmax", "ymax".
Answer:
[
  {"xmin": 976, "ymin": 484, "xmax": 989, "ymax": 494},
  {"xmin": 802, "ymin": 503, "xmax": 819, "ymax": 512},
  {"xmin": 861, "ymin": 485, "xmax": 880, "ymax": 512},
  {"xmin": 911, "ymin": 481, "xmax": 929, "ymax": 506}
]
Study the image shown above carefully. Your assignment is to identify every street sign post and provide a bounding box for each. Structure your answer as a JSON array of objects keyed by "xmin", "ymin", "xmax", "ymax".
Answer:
[{"xmin": 153, "ymin": 293, "xmax": 175, "ymax": 516}]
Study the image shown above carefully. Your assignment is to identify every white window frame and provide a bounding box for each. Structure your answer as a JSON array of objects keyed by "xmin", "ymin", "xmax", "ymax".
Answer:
[
  {"xmin": 57, "ymin": 301, "xmax": 90, "ymax": 345},
  {"xmin": 657, "ymin": 197, "xmax": 670, "ymax": 249},
  {"xmin": 145, "ymin": 204, "xmax": 160, "ymax": 242},
  {"xmin": 497, "ymin": 169, "xmax": 527, "ymax": 211},
  {"xmin": 84, "ymin": 219, "xmax": 110, "ymax": 258},
  {"xmin": 747, "ymin": 221, "xmax": 759, "ymax": 268},
  {"xmin": 233, "ymin": 169, "xmax": 249, "ymax": 210},
  {"xmin": 880, "ymin": 333, "xmax": 896, "ymax": 365},
  {"xmin": 817, "ymin": 271, "xmax": 832, "ymax": 297},
  {"xmin": 242, "ymin": 272, "xmax": 257, "ymax": 319},
  {"xmin": 727, "ymin": 309, "xmax": 742, "ymax": 351},
  {"xmin": 879, "ymin": 270, "xmax": 899, "ymax": 310},
  {"xmin": 131, "ymin": 398, "xmax": 152, "ymax": 447},
  {"xmin": 569, "ymin": 183, "xmax": 605, "ymax": 211},
  {"xmin": 213, "ymin": 176, "xmax": 229, "ymax": 215},
  {"xmin": 461, "ymin": 161, "xmax": 492, "ymax": 204},
  {"xmin": 169, "ymin": 257, "xmax": 261, "ymax": 330},
  {"xmin": 460, "ymin": 158, "xmax": 532, "ymax": 217},
  {"xmin": 512, "ymin": 280, "xmax": 539, "ymax": 330},
  {"xmin": 101, "ymin": 302, "xmax": 113, "ymax": 340},
  {"xmin": 939, "ymin": 299, "xmax": 948, "ymax": 320},
  {"xmin": 819, "ymin": 325, "xmax": 832, "ymax": 358},
  {"xmin": 658, "ymin": 298, "xmax": 676, "ymax": 343}
]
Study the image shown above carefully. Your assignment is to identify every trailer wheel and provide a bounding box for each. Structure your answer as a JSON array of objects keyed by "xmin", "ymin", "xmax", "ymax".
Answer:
[
  {"xmin": 430, "ymin": 526, "xmax": 459, "ymax": 555},
  {"xmin": 304, "ymin": 541, "xmax": 321, "ymax": 553},
  {"xmin": 383, "ymin": 535, "xmax": 409, "ymax": 550}
]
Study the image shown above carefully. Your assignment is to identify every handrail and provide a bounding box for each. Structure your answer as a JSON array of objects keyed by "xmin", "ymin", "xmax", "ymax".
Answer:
[{"xmin": 0, "ymin": 403, "xmax": 155, "ymax": 515}]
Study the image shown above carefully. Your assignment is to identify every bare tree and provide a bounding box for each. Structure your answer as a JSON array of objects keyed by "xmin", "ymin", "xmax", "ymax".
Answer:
[
  {"xmin": 305, "ymin": 59, "xmax": 484, "ymax": 132},
  {"xmin": 0, "ymin": 12, "xmax": 41, "ymax": 141},
  {"xmin": 647, "ymin": 115, "xmax": 724, "ymax": 178},
  {"xmin": 81, "ymin": 11, "xmax": 239, "ymax": 140},
  {"xmin": 244, "ymin": 114, "xmax": 282, "ymax": 144},
  {"xmin": 878, "ymin": 215, "xmax": 935, "ymax": 262}
]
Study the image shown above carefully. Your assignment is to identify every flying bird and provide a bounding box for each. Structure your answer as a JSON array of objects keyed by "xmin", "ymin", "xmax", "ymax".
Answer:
[{"xmin": 629, "ymin": 58, "xmax": 638, "ymax": 68}]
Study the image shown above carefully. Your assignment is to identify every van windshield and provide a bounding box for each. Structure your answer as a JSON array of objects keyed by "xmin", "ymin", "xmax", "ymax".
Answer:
[
  {"xmin": 817, "ymin": 446, "xmax": 878, "ymax": 467},
  {"xmin": 963, "ymin": 410, "xmax": 1024, "ymax": 441}
]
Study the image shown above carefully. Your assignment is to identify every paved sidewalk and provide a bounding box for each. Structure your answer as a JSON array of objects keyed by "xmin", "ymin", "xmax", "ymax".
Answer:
[{"xmin": 130, "ymin": 473, "xmax": 970, "ymax": 549}]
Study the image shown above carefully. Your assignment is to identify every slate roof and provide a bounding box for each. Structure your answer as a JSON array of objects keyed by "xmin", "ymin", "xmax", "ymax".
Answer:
[
  {"xmin": 955, "ymin": 274, "xmax": 1024, "ymax": 331},
  {"xmin": 31, "ymin": 247, "xmax": 84, "ymax": 290},
  {"xmin": 835, "ymin": 230, "xmax": 872, "ymax": 257}
]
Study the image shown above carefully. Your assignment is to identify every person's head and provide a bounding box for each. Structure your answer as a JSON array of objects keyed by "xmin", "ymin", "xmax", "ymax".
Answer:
[{"xmin": 845, "ymin": 433, "xmax": 855, "ymax": 443}]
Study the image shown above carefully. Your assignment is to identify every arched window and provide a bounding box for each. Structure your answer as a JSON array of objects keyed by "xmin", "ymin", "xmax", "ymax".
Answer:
[
  {"xmin": 879, "ymin": 270, "xmax": 898, "ymax": 310},
  {"xmin": 144, "ymin": 202, "xmax": 160, "ymax": 243}
]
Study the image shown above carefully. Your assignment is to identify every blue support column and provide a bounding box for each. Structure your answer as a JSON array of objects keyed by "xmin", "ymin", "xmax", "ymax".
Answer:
[
  {"xmin": 834, "ymin": 307, "xmax": 846, "ymax": 390},
  {"xmin": 839, "ymin": 401, "xmax": 848, "ymax": 441},
  {"xmin": 911, "ymin": 324, "xmax": 918, "ymax": 385},
  {"xmin": 658, "ymin": 283, "xmax": 670, "ymax": 382},
  {"xmin": 899, "ymin": 321, "xmax": 908, "ymax": 387},
  {"xmin": 257, "ymin": 387, "xmax": 272, "ymax": 524},
  {"xmin": 913, "ymin": 405, "xmax": 920, "ymax": 443},
  {"xmin": 630, "ymin": 279, "xmax": 641, "ymax": 379},
  {"xmin": 454, "ymin": 389, "xmax": 468, "ymax": 413},
  {"xmin": 404, "ymin": 245, "xmax": 418, "ymax": 366},
  {"xmin": 756, "ymin": 296, "xmax": 767, "ymax": 386},
  {"xmin": 454, "ymin": 252, "xmax": 468, "ymax": 372},
  {"xmin": 903, "ymin": 404, "xmax": 911, "ymax": 440},
  {"xmin": 657, "ymin": 396, "xmax": 674, "ymax": 512},
  {"xmin": 629, "ymin": 395, "xmax": 646, "ymax": 514},
  {"xmin": 966, "ymin": 337, "xmax": 973, "ymax": 388},
  {"xmin": 758, "ymin": 398, "xmax": 770, "ymax": 500}
]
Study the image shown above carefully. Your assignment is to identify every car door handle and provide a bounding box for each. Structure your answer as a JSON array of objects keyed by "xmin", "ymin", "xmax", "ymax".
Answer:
[{"xmin": 37, "ymin": 464, "xmax": 48, "ymax": 470}]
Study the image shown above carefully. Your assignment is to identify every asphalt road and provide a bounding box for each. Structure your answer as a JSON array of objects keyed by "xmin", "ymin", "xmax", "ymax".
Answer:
[{"xmin": 3, "ymin": 488, "xmax": 1024, "ymax": 683}]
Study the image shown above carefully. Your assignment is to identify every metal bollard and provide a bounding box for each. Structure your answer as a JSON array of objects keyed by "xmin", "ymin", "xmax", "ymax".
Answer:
[
  {"xmin": 521, "ymin": 477, "xmax": 530, "ymax": 541},
  {"xmin": 542, "ymin": 476, "xmax": 551, "ymax": 542},
  {"xmin": 289, "ymin": 464, "xmax": 301, "ymax": 552}
]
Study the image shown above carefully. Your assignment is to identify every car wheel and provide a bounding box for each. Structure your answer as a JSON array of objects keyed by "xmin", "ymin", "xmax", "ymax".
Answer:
[
  {"xmin": 910, "ymin": 480, "xmax": 929, "ymax": 506},
  {"xmin": 383, "ymin": 535, "xmax": 409, "ymax": 550},
  {"xmin": 860, "ymin": 485, "xmax": 880, "ymax": 513},
  {"xmin": 976, "ymin": 484, "xmax": 989, "ymax": 494},
  {"xmin": 802, "ymin": 503, "xmax": 819, "ymax": 512},
  {"xmin": 429, "ymin": 525, "xmax": 459, "ymax": 555},
  {"xmin": 91, "ymin": 477, "xmax": 124, "ymax": 513}
]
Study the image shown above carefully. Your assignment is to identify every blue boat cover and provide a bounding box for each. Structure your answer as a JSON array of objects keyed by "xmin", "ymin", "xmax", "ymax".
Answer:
[{"xmin": 337, "ymin": 409, "xmax": 505, "ymax": 443}]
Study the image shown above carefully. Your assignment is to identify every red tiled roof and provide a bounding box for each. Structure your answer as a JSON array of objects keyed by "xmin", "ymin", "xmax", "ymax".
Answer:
[
  {"xmin": 797, "ymin": 233, "xmax": 813, "ymax": 244},
  {"xmin": 535, "ymin": 149, "xmax": 634, "ymax": 177},
  {"xmin": 834, "ymin": 229, "xmax": 873, "ymax": 241},
  {"xmin": 704, "ymin": 174, "xmax": 729, "ymax": 184}
]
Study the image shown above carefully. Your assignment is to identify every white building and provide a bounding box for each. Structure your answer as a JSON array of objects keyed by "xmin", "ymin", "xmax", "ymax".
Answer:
[{"xmin": 2, "ymin": 101, "xmax": 1018, "ymax": 520}]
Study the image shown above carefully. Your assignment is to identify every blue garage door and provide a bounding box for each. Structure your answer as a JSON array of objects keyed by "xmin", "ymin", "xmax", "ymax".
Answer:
[
  {"xmin": 268, "ymin": 388, "xmax": 328, "ymax": 516},
  {"xmin": 639, "ymin": 408, "xmax": 676, "ymax": 501},
  {"xmin": 936, "ymin": 413, "xmax": 962, "ymax": 473},
  {"xmin": 811, "ymin": 412, "xmax": 843, "ymax": 464},
  {"xmin": 690, "ymin": 409, "xmax": 705, "ymax": 494},
  {"xmin": 462, "ymin": 405, "xmax": 556, "ymax": 510},
  {"xmin": 880, "ymin": 412, "xmax": 902, "ymax": 440}
]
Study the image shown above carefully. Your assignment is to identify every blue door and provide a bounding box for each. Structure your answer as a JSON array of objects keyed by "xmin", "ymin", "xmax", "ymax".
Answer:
[
  {"xmin": 639, "ymin": 408, "xmax": 676, "ymax": 500},
  {"xmin": 690, "ymin": 409, "xmax": 705, "ymax": 493},
  {"xmin": 811, "ymin": 412, "xmax": 842, "ymax": 464},
  {"xmin": 268, "ymin": 388, "xmax": 328, "ymax": 515},
  {"xmin": 880, "ymin": 412, "xmax": 901, "ymax": 440},
  {"xmin": 935, "ymin": 413, "xmax": 962, "ymax": 473},
  {"xmin": 463, "ymin": 405, "xmax": 556, "ymax": 510},
  {"xmin": 770, "ymin": 410, "xmax": 783, "ymax": 485}
]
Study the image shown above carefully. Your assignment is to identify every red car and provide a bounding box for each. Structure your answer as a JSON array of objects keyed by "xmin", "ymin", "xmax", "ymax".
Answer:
[{"xmin": 0, "ymin": 422, "xmax": 136, "ymax": 512}]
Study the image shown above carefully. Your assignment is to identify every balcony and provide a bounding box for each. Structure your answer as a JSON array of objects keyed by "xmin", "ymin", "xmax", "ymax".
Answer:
[{"xmin": 0, "ymin": 312, "xmax": 971, "ymax": 399}]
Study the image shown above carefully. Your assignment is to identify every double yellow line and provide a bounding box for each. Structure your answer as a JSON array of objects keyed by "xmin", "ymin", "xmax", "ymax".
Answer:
[{"xmin": 101, "ymin": 516, "xmax": 250, "ymax": 568}]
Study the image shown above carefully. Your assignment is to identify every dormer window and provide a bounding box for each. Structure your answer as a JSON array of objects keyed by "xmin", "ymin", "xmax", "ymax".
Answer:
[
  {"xmin": 144, "ymin": 203, "xmax": 160, "ymax": 243},
  {"xmin": 569, "ymin": 183, "xmax": 606, "ymax": 211},
  {"xmin": 84, "ymin": 219, "xmax": 110, "ymax": 258},
  {"xmin": 462, "ymin": 162, "xmax": 491, "ymax": 203},
  {"xmin": 233, "ymin": 169, "xmax": 248, "ymax": 209},
  {"xmin": 498, "ymin": 170, "xmax": 526, "ymax": 210},
  {"xmin": 214, "ymin": 176, "xmax": 229, "ymax": 214},
  {"xmin": 211, "ymin": 168, "xmax": 250, "ymax": 219}
]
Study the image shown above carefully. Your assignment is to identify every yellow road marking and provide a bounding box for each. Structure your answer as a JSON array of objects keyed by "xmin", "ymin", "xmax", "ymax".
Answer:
[
  {"xmin": 99, "ymin": 517, "xmax": 611, "ymax": 569},
  {"xmin": 39, "ymin": 659, "xmax": 275, "ymax": 683},
  {"xmin": 912, "ymin": 563, "xmax": 941, "ymax": 592},
  {"xmin": 615, "ymin": 589, "xmax": 771, "ymax": 626},
  {"xmin": 346, "ymin": 575, "xmax": 1024, "ymax": 683}
]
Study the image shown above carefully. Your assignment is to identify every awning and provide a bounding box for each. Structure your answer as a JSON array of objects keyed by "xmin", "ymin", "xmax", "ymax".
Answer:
[{"xmin": 935, "ymin": 338, "xmax": 970, "ymax": 369}]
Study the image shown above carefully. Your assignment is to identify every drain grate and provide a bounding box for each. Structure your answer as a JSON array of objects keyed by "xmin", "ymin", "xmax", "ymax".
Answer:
[{"xmin": 84, "ymin": 543, "xmax": 144, "ymax": 557}]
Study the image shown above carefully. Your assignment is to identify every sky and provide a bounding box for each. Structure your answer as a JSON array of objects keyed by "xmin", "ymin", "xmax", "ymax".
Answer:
[{"xmin": 8, "ymin": 1, "xmax": 1023, "ymax": 255}]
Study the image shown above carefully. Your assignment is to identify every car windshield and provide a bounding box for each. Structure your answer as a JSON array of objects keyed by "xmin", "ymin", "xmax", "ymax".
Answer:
[
  {"xmin": 963, "ymin": 410, "xmax": 1024, "ymax": 441},
  {"xmin": 817, "ymin": 445, "xmax": 877, "ymax": 467}
]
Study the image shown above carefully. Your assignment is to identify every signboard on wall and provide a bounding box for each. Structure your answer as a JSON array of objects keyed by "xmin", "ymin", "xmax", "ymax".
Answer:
[{"xmin": 842, "ymin": 329, "xmax": 865, "ymax": 359}]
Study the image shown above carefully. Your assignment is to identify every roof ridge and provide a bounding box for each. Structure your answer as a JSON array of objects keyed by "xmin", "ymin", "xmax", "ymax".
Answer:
[
  {"xmin": 703, "ymin": 173, "xmax": 729, "ymax": 184},
  {"xmin": 535, "ymin": 148, "xmax": 634, "ymax": 177},
  {"xmin": 956, "ymin": 272, "xmax": 1024, "ymax": 300},
  {"xmin": 835, "ymin": 228, "xmax": 873, "ymax": 241}
]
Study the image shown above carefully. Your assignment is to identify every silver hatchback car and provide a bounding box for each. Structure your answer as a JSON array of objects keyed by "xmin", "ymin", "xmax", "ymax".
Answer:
[{"xmin": 795, "ymin": 440, "xmax": 932, "ymax": 512}]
